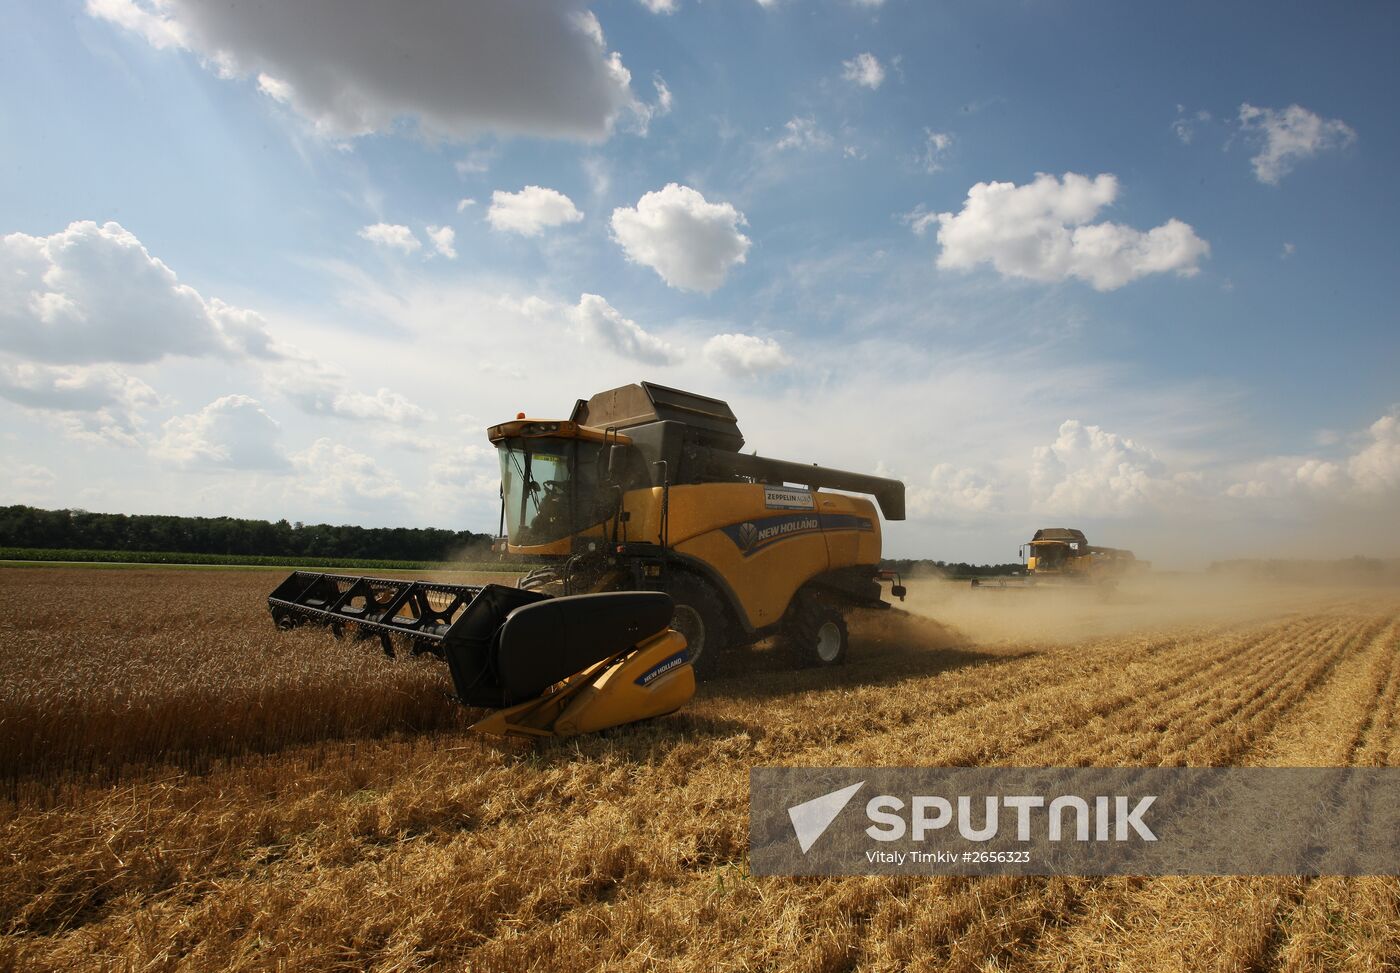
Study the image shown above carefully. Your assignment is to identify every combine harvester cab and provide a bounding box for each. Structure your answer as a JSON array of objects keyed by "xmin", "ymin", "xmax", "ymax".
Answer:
[{"xmin": 268, "ymin": 573, "xmax": 693, "ymax": 738}]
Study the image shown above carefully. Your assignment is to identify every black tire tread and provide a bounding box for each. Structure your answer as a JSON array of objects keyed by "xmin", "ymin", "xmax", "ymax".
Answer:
[
  {"xmin": 665, "ymin": 572, "xmax": 730, "ymax": 680},
  {"xmin": 780, "ymin": 595, "xmax": 849, "ymax": 668}
]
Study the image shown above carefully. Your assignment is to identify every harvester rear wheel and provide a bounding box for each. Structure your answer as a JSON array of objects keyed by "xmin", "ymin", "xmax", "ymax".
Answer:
[
  {"xmin": 666, "ymin": 573, "xmax": 728, "ymax": 680},
  {"xmin": 781, "ymin": 600, "xmax": 849, "ymax": 668}
]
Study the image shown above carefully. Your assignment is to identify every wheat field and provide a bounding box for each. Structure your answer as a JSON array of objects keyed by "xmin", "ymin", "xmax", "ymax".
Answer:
[{"xmin": 1, "ymin": 566, "xmax": 1397, "ymax": 971}]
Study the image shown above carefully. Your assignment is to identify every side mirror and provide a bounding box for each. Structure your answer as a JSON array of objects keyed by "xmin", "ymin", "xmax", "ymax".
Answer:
[{"xmin": 607, "ymin": 444, "xmax": 626, "ymax": 481}]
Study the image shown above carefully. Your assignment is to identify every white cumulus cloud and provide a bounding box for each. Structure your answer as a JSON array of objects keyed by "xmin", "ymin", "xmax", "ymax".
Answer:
[
  {"xmin": 919, "ymin": 130, "xmax": 953, "ymax": 172},
  {"xmin": 428, "ymin": 443, "xmax": 505, "ymax": 514},
  {"xmin": 1225, "ymin": 409, "xmax": 1400, "ymax": 504},
  {"xmin": 1347, "ymin": 411, "xmax": 1400, "ymax": 495},
  {"xmin": 1225, "ymin": 457, "xmax": 1344, "ymax": 500},
  {"xmin": 1172, "ymin": 106, "xmax": 1212, "ymax": 145},
  {"xmin": 1031, "ymin": 419, "xmax": 1194, "ymax": 516},
  {"xmin": 293, "ymin": 438, "xmax": 409, "ymax": 508},
  {"xmin": 776, "ymin": 116, "xmax": 832, "ymax": 151},
  {"xmin": 267, "ymin": 359, "xmax": 430, "ymax": 425},
  {"xmin": 842, "ymin": 52, "xmax": 885, "ymax": 89},
  {"xmin": 0, "ymin": 220, "xmax": 277, "ymax": 364},
  {"xmin": 455, "ymin": 148, "xmax": 494, "ymax": 176},
  {"xmin": 86, "ymin": 0, "xmax": 640, "ymax": 141},
  {"xmin": 152, "ymin": 394, "xmax": 287, "ymax": 469},
  {"xmin": 1238, "ymin": 103, "xmax": 1356, "ymax": 185},
  {"xmin": 357, "ymin": 223, "xmax": 421, "ymax": 253},
  {"xmin": 906, "ymin": 464, "xmax": 1001, "ymax": 521},
  {"xmin": 610, "ymin": 184, "xmax": 751, "ymax": 293},
  {"xmin": 426, "ymin": 225, "xmax": 457, "ymax": 259},
  {"xmin": 931, "ymin": 172, "xmax": 1210, "ymax": 291},
  {"xmin": 702, "ymin": 333, "xmax": 790, "ymax": 377},
  {"xmin": 901, "ymin": 204, "xmax": 939, "ymax": 236},
  {"xmin": 0, "ymin": 362, "xmax": 157, "ymax": 414},
  {"xmin": 0, "ymin": 362, "xmax": 160, "ymax": 446},
  {"xmin": 323, "ymin": 388, "xmax": 429, "ymax": 424},
  {"xmin": 625, "ymin": 70, "xmax": 673, "ymax": 136},
  {"xmin": 487, "ymin": 186, "xmax": 584, "ymax": 236},
  {"xmin": 638, "ymin": 0, "xmax": 678, "ymax": 11},
  {"xmin": 570, "ymin": 293, "xmax": 680, "ymax": 365}
]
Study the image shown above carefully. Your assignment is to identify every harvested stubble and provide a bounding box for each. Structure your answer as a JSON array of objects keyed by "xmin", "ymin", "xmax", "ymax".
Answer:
[{"xmin": 1, "ymin": 568, "xmax": 1398, "ymax": 971}]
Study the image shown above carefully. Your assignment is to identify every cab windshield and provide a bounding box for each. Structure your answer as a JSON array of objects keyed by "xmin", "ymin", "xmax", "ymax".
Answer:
[
  {"xmin": 497, "ymin": 437, "xmax": 608, "ymax": 546},
  {"xmin": 1034, "ymin": 544, "xmax": 1067, "ymax": 569}
]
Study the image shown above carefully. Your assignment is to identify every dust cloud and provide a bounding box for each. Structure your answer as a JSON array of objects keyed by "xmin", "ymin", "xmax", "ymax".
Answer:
[{"xmin": 889, "ymin": 573, "xmax": 1393, "ymax": 647}]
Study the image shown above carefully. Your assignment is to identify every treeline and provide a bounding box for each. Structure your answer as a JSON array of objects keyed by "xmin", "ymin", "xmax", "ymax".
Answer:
[
  {"xmin": 0, "ymin": 548, "xmax": 516, "ymax": 570},
  {"xmin": 0, "ymin": 506, "xmax": 495, "ymax": 562},
  {"xmin": 0, "ymin": 505, "xmax": 1034, "ymax": 573},
  {"xmin": 881, "ymin": 559, "xmax": 1023, "ymax": 579}
]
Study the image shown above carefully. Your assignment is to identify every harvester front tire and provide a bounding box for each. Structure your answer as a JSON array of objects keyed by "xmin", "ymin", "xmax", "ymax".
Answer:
[
  {"xmin": 666, "ymin": 574, "xmax": 728, "ymax": 680},
  {"xmin": 782, "ymin": 602, "xmax": 849, "ymax": 669}
]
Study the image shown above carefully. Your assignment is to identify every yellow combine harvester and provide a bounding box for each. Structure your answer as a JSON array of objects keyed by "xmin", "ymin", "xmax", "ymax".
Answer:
[
  {"xmin": 270, "ymin": 382, "xmax": 906, "ymax": 738},
  {"xmin": 971, "ymin": 527, "xmax": 1142, "ymax": 589}
]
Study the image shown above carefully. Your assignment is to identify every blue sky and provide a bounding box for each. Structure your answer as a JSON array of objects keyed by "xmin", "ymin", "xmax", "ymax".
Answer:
[{"xmin": 1, "ymin": 0, "xmax": 1397, "ymax": 565}]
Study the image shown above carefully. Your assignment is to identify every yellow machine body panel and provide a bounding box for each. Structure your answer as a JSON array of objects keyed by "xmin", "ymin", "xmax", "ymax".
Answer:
[
  {"xmin": 493, "ymin": 387, "xmax": 902, "ymax": 642},
  {"xmin": 1026, "ymin": 541, "xmax": 1088, "ymax": 577},
  {"xmin": 467, "ymin": 629, "xmax": 693, "ymax": 738},
  {"xmin": 505, "ymin": 481, "xmax": 883, "ymax": 630},
  {"xmin": 506, "ymin": 526, "xmax": 604, "ymax": 559},
  {"xmin": 612, "ymin": 482, "xmax": 881, "ymax": 630},
  {"xmin": 1026, "ymin": 538, "xmax": 1136, "ymax": 582}
]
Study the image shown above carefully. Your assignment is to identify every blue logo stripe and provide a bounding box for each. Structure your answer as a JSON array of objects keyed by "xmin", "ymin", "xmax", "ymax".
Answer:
[
  {"xmin": 635, "ymin": 650, "xmax": 689, "ymax": 686},
  {"xmin": 720, "ymin": 513, "xmax": 874, "ymax": 557}
]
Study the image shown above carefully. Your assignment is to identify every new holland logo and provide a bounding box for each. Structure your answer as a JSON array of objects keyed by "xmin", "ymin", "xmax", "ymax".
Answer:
[
  {"xmin": 724, "ymin": 513, "xmax": 873, "ymax": 558},
  {"xmin": 737, "ymin": 521, "xmax": 760, "ymax": 552},
  {"xmin": 634, "ymin": 650, "xmax": 687, "ymax": 686},
  {"xmin": 724, "ymin": 514, "xmax": 824, "ymax": 557}
]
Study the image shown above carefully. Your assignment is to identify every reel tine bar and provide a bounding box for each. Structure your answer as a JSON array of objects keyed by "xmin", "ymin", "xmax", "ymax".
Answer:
[{"xmin": 268, "ymin": 571, "xmax": 486, "ymax": 657}]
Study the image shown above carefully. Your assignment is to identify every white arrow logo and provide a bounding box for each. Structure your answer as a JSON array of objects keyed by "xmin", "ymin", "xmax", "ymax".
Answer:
[{"xmin": 788, "ymin": 781, "xmax": 865, "ymax": 853}]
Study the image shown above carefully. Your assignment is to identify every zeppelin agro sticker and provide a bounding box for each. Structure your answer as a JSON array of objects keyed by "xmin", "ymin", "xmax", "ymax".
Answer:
[{"xmin": 764, "ymin": 486, "xmax": 815, "ymax": 510}]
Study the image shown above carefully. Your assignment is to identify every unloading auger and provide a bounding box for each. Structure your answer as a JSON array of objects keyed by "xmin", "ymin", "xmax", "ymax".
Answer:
[{"xmin": 268, "ymin": 572, "xmax": 694, "ymax": 738}]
